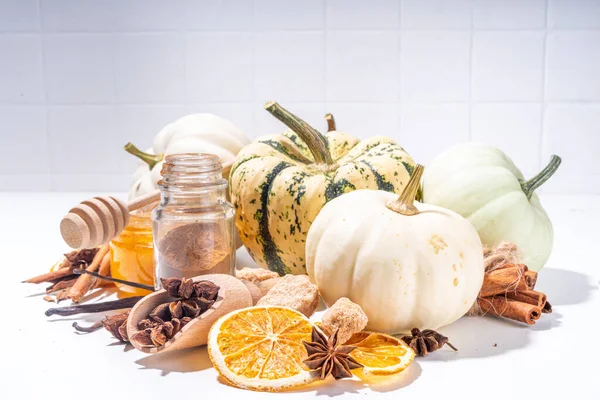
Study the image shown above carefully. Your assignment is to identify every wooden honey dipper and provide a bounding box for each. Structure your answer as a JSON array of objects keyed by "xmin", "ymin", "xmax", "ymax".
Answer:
[{"xmin": 60, "ymin": 190, "xmax": 160, "ymax": 249}]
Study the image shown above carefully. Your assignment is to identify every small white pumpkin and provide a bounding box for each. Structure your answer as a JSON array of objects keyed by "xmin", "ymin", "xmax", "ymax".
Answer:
[
  {"xmin": 125, "ymin": 113, "xmax": 250, "ymax": 199},
  {"xmin": 306, "ymin": 165, "xmax": 484, "ymax": 334},
  {"xmin": 422, "ymin": 143, "xmax": 561, "ymax": 271}
]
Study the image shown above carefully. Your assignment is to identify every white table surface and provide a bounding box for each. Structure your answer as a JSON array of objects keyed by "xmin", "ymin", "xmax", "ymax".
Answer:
[{"xmin": 3, "ymin": 193, "xmax": 599, "ymax": 399}]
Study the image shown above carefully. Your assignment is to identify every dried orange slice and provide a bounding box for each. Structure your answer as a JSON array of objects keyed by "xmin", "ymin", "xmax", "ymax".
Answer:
[
  {"xmin": 207, "ymin": 306, "xmax": 317, "ymax": 392},
  {"xmin": 345, "ymin": 331, "xmax": 415, "ymax": 376}
]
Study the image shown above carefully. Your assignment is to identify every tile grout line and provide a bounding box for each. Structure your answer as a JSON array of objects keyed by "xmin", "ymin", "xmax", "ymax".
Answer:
[
  {"xmin": 251, "ymin": 0, "xmax": 257, "ymax": 134},
  {"xmin": 398, "ymin": 0, "xmax": 403, "ymax": 142},
  {"xmin": 323, "ymin": 0, "xmax": 328, "ymax": 115},
  {"xmin": 467, "ymin": 0, "xmax": 474, "ymax": 141},
  {"xmin": 36, "ymin": 0, "xmax": 52, "ymax": 190},
  {"xmin": 540, "ymin": 0, "xmax": 550, "ymax": 176}
]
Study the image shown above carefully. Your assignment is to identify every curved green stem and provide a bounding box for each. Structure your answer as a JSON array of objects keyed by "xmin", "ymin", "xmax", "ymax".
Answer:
[
  {"xmin": 386, "ymin": 164, "xmax": 424, "ymax": 216},
  {"xmin": 265, "ymin": 101, "xmax": 334, "ymax": 165},
  {"xmin": 124, "ymin": 143, "xmax": 163, "ymax": 169},
  {"xmin": 521, "ymin": 155, "xmax": 562, "ymax": 200}
]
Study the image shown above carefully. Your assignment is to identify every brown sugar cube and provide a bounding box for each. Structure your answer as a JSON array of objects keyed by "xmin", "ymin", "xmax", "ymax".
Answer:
[
  {"xmin": 322, "ymin": 298, "xmax": 368, "ymax": 344},
  {"xmin": 257, "ymin": 274, "xmax": 319, "ymax": 317},
  {"xmin": 236, "ymin": 267, "xmax": 281, "ymax": 296},
  {"xmin": 236, "ymin": 267, "xmax": 280, "ymax": 283}
]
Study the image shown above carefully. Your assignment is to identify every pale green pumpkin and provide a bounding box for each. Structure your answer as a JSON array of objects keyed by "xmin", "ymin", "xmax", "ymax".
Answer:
[
  {"xmin": 422, "ymin": 142, "xmax": 561, "ymax": 271},
  {"xmin": 230, "ymin": 102, "xmax": 415, "ymax": 275}
]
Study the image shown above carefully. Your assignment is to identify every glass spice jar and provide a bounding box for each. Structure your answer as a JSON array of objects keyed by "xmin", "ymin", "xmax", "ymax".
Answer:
[
  {"xmin": 109, "ymin": 209, "xmax": 155, "ymax": 296},
  {"xmin": 152, "ymin": 153, "xmax": 236, "ymax": 289}
]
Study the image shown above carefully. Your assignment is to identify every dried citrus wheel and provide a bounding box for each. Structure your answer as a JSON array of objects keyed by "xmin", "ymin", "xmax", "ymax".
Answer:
[
  {"xmin": 207, "ymin": 306, "xmax": 317, "ymax": 392},
  {"xmin": 345, "ymin": 331, "xmax": 415, "ymax": 376}
]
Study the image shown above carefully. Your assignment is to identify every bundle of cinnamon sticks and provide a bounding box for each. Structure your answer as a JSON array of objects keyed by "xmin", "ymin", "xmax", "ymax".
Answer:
[
  {"xmin": 469, "ymin": 243, "xmax": 552, "ymax": 325},
  {"xmin": 23, "ymin": 245, "xmax": 112, "ymax": 303}
]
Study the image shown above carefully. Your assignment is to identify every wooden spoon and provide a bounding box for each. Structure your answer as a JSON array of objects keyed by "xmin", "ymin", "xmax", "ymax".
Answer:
[{"xmin": 127, "ymin": 274, "xmax": 259, "ymax": 354}]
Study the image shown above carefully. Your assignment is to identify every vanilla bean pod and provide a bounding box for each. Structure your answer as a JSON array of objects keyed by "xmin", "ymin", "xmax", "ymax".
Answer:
[
  {"xmin": 46, "ymin": 296, "xmax": 144, "ymax": 316},
  {"xmin": 72, "ymin": 268, "xmax": 155, "ymax": 292},
  {"xmin": 72, "ymin": 321, "xmax": 104, "ymax": 333}
]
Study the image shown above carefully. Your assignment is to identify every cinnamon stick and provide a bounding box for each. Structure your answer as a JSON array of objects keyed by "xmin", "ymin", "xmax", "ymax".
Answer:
[
  {"xmin": 91, "ymin": 253, "xmax": 111, "ymax": 290},
  {"xmin": 23, "ymin": 249, "xmax": 99, "ymax": 284},
  {"xmin": 479, "ymin": 264, "xmax": 529, "ymax": 298},
  {"xmin": 46, "ymin": 277, "xmax": 78, "ymax": 294},
  {"xmin": 524, "ymin": 270, "xmax": 538, "ymax": 289},
  {"xmin": 66, "ymin": 245, "xmax": 109, "ymax": 303},
  {"xmin": 506, "ymin": 289, "xmax": 546, "ymax": 308},
  {"xmin": 478, "ymin": 296, "xmax": 542, "ymax": 325},
  {"xmin": 23, "ymin": 268, "xmax": 74, "ymax": 284}
]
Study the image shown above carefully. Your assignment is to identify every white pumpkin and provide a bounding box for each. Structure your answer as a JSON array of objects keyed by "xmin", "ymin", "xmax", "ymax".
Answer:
[
  {"xmin": 306, "ymin": 165, "xmax": 484, "ymax": 334},
  {"xmin": 125, "ymin": 113, "xmax": 250, "ymax": 199},
  {"xmin": 422, "ymin": 143, "xmax": 561, "ymax": 272}
]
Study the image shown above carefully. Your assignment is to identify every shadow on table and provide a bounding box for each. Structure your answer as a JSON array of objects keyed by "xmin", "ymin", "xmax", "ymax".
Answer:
[
  {"xmin": 250, "ymin": 362, "xmax": 423, "ymax": 397},
  {"xmin": 424, "ymin": 267, "xmax": 595, "ymax": 361},
  {"xmin": 535, "ymin": 268, "xmax": 597, "ymax": 306},
  {"xmin": 136, "ymin": 346, "xmax": 213, "ymax": 376}
]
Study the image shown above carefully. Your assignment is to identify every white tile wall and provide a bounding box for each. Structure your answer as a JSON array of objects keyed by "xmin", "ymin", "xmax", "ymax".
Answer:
[
  {"xmin": 0, "ymin": 0, "xmax": 598, "ymax": 194},
  {"xmin": 400, "ymin": 31, "xmax": 470, "ymax": 101},
  {"xmin": 472, "ymin": 31, "xmax": 545, "ymax": 101}
]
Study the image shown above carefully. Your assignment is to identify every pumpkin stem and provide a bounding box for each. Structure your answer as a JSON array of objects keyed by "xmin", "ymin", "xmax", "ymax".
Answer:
[
  {"xmin": 521, "ymin": 155, "xmax": 561, "ymax": 200},
  {"xmin": 325, "ymin": 113, "xmax": 336, "ymax": 132},
  {"xmin": 124, "ymin": 142, "xmax": 163, "ymax": 170},
  {"xmin": 265, "ymin": 101, "xmax": 334, "ymax": 165},
  {"xmin": 386, "ymin": 164, "xmax": 424, "ymax": 216}
]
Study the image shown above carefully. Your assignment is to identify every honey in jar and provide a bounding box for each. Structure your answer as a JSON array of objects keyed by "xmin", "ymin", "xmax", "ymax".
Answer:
[{"xmin": 109, "ymin": 210, "xmax": 155, "ymax": 296}]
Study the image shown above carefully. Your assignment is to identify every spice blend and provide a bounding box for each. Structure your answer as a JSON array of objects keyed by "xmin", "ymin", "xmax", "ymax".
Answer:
[{"xmin": 156, "ymin": 222, "xmax": 233, "ymax": 281}]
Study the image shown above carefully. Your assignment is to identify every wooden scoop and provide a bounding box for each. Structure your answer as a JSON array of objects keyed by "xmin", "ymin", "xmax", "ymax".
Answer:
[
  {"xmin": 60, "ymin": 190, "xmax": 160, "ymax": 249},
  {"xmin": 127, "ymin": 274, "xmax": 259, "ymax": 354}
]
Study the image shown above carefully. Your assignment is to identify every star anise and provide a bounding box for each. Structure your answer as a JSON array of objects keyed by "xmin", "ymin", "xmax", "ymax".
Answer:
[
  {"xmin": 130, "ymin": 278, "xmax": 219, "ymax": 348},
  {"xmin": 132, "ymin": 317, "xmax": 191, "ymax": 347},
  {"xmin": 401, "ymin": 328, "xmax": 458, "ymax": 357},
  {"xmin": 101, "ymin": 311, "xmax": 130, "ymax": 342},
  {"xmin": 149, "ymin": 278, "xmax": 219, "ymax": 322},
  {"xmin": 302, "ymin": 327, "xmax": 363, "ymax": 380}
]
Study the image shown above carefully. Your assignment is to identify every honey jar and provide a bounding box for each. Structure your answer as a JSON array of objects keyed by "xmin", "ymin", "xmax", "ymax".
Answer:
[{"xmin": 109, "ymin": 210, "xmax": 155, "ymax": 296}]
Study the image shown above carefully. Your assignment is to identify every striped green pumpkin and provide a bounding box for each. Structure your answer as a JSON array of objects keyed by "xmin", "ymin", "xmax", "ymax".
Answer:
[{"xmin": 230, "ymin": 102, "xmax": 416, "ymax": 275}]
